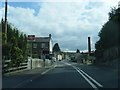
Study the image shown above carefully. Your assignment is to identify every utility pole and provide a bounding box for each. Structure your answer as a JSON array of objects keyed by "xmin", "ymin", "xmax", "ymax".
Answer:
[{"xmin": 5, "ymin": 0, "xmax": 8, "ymax": 44}]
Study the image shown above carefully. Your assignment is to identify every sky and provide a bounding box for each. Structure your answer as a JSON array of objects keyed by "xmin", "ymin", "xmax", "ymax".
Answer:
[{"xmin": 0, "ymin": 0, "xmax": 119, "ymax": 52}]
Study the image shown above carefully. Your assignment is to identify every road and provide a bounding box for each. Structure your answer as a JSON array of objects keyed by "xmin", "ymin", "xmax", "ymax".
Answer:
[{"xmin": 2, "ymin": 59, "xmax": 119, "ymax": 89}]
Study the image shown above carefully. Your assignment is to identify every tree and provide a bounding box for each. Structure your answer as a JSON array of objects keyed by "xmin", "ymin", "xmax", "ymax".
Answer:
[
  {"xmin": 108, "ymin": 7, "xmax": 120, "ymax": 21},
  {"xmin": 1, "ymin": 19, "xmax": 28, "ymax": 68},
  {"xmin": 76, "ymin": 49, "xmax": 80, "ymax": 53},
  {"xmin": 95, "ymin": 6, "xmax": 120, "ymax": 63}
]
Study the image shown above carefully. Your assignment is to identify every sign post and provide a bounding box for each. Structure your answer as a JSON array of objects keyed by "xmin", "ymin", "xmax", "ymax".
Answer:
[{"xmin": 28, "ymin": 35, "xmax": 35, "ymax": 69}]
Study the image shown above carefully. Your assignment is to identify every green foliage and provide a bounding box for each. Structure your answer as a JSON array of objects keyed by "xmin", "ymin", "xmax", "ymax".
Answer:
[
  {"xmin": 1, "ymin": 20, "xmax": 28, "ymax": 67},
  {"xmin": 98, "ymin": 21, "xmax": 119, "ymax": 48},
  {"xmin": 2, "ymin": 42, "xmax": 11, "ymax": 59},
  {"xmin": 87, "ymin": 56, "xmax": 95, "ymax": 61},
  {"xmin": 95, "ymin": 7, "xmax": 120, "ymax": 63},
  {"xmin": 108, "ymin": 7, "xmax": 120, "ymax": 21},
  {"xmin": 2, "ymin": 33, "xmax": 7, "ymax": 44},
  {"xmin": 76, "ymin": 49, "xmax": 80, "ymax": 53},
  {"xmin": 9, "ymin": 46, "xmax": 23, "ymax": 67}
]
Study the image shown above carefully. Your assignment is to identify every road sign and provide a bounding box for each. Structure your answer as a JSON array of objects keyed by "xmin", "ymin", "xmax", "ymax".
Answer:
[
  {"xmin": 27, "ymin": 35, "xmax": 35, "ymax": 69},
  {"xmin": 28, "ymin": 35, "xmax": 35, "ymax": 40}
]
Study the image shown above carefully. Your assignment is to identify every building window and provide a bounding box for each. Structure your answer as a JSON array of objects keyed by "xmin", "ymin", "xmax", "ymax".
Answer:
[
  {"xmin": 45, "ymin": 43, "xmax": 49, "ymax": 47},
  {"xmin": 38, "ymin": 43, "xmax": 41, "ymax": 48},
  {"xmin": 41, "ymin": 43, "xmax": 49, "ymax": 48},
  {"xmin": 33, "ymin": 43, "xmax": 37, "ymax": 48},
  {"xmin": 41, "ymin": 43, "xmax": 46, "ymax": 48}
]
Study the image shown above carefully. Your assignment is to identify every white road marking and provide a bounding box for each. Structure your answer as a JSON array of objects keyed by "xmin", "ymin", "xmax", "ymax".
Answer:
[
  {"xmin": 54, "ymin": 65, "xmax": 57, "ymax": 68},
  {"xmin": 63, "ymin": 62, "xmax": 72, "ymax": 66},
  {"xmin": 15, "ymin": 67, "xmax": 54, "ymax": 88},
  {"xmin": 73, "ymin": 66, "xmax": 98, "ymax": 90},
  {"xmin": 63, "ymin": 62, "xmax": 103, "ymax": 89},
  {"xmin": 77, "ymin": 67, "xmax": 103, "ymax": 87},
  {"xmin": 41, "ymin": 68, "xmax": 53, "ymax": 75}
]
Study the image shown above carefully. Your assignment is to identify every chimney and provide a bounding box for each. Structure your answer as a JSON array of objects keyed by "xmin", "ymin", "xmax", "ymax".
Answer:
[
  {"xmin": 49, "ymin": 34, "xmax": 51, "ymax": 38},
  {"xmin": 88, "ymin": 37, "xmax": 91, "ymax": 55}
]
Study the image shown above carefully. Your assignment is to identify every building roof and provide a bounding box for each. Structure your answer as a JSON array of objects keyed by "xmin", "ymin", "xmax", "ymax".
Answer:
[
  {"xmin": 27, "ymin": 34, "xmax": 52, "ymax": 43},
  {"xmin": 35, "ymin": 37, "xmax": 51, "ymax": 42},
  {"xmin": 28, "ymin": 37, "xmax": 51, "ymax": 43}
]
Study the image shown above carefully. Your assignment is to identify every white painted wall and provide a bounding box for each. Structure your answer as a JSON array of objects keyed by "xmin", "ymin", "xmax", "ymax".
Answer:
[
  {"xmin": 49, "ymin": 39, "xmax": 52, "ymax": 54},
  {"xmin": 57, "ymin": 55, "xmax": 62, "ymax": 60},
  {"xmin": 27, "ymin": 59, "xmax": 52, "ymax": 69}
]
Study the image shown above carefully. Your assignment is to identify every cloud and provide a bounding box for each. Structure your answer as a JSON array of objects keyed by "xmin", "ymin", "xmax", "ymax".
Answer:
[{"xmin": 0, "ymin": 0, "xmax": 119, "ymax": 51}]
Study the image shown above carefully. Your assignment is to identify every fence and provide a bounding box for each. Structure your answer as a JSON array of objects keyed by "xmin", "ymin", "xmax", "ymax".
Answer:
[
  {"xmin": 2, "ymin": 59, "xmax": 28, "ymax": 74},
  {"xmin": 2, "ymin": 59, "xmax": 53, "ymax": 75}
]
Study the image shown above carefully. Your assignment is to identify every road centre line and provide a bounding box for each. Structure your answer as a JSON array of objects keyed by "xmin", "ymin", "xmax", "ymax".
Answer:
[
  {"xmin": 77, "ymin": 67, "xmax": 103, "ymax": 88},
  {"xmin": 63, "ymin": 62, "xmax": 102, "ymax": 89},
  {"xmin": 73, "ymin": 66, "xmax": 98, "ymax": 90}
]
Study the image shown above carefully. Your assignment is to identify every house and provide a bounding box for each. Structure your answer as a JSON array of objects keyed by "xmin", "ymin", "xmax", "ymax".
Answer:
[{"xmin": 28, "ymin": 34, "xmax": 52, "ymax": 59}]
